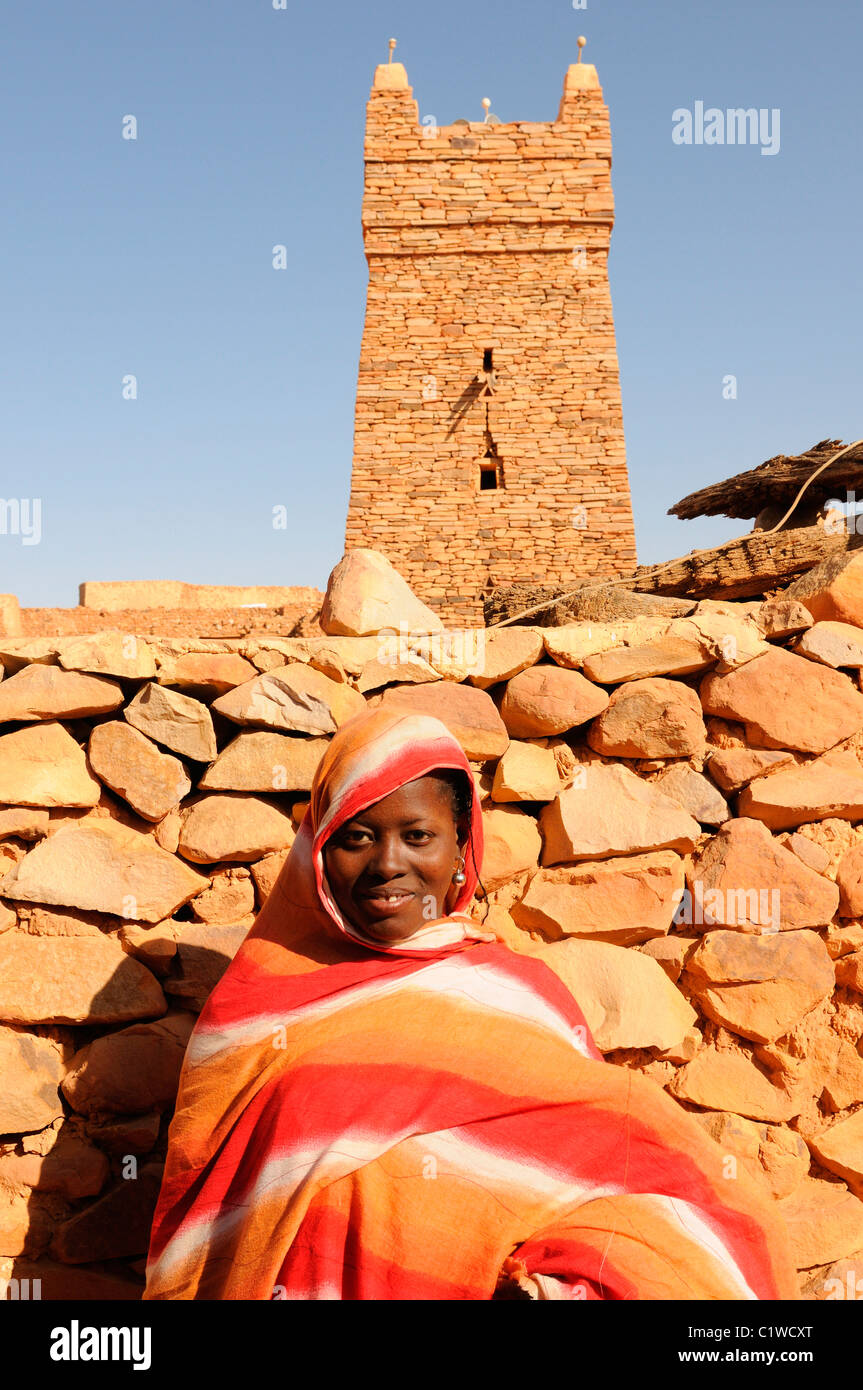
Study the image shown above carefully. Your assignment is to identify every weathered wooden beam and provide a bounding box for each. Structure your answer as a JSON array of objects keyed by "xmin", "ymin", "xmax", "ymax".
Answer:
[
  {"xmin": 631, "ymin": 526, "xmax": 860, "ymax": 600},
  {"xmin": 484, "ymin": 525, "xmax": 863, "ymax": 625},
  {"xmin": 669, "ymin": 439, "xmax": 863, "ymax": 521}
]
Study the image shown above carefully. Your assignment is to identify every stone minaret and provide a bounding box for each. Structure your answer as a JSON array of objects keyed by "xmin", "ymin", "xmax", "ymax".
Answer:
[{"xmin": 344, "ymin": 42, "xmax": 637, "ymax": 625}]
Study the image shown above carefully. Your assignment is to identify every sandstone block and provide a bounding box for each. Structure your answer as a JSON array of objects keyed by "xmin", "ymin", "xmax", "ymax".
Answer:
[
  {"xmin": 669, "ymin": 1047, "xmax": 796, "ymax": 1123},
  {"xmin": 582, "ymin": 633, "xmax": 710, "ymax": 683},
  {"xmin": 178, "ymin": 794, "xmax": 295, "ymax": 863},
  {"xmin": 706, "ymin": 748, "xmax": 796, "ymax": 792},
  {"xmin": 738, "ymin": 749, "xmax": 863, "ymax": 830},
  {"xmin": 538, "ymin": 764, "xmax": 700, "ymax": 864},
  {"xmin": 777, "ymin": 1177, "xmax": 863, "ymax": 1269},
  {"xmin": 466, "ymin": 628, "xmax": 544, "ymax": 689},
  {"xmin": 0, "ymin": 665, "xmax": 124, "ymax": 723},
  {"xmin": 377, "ymin": 681, "xmax": 509, "ymax": 760},
  {"xmin": 500, "ymin": 664, "xmax": 608, "ymax": 737},
  {"xmin": 700, "ymin": 646, "xmax": 863, "ymax": 753},
  {"xmin": 164, "ymin": 920, "xmax": 250, "ymax": 1010},
  {"xmin": 87, "ymin": 721, "xmax": 191, "ymax": 822},
  {"xmin": 587, "ymin": 677, "xmax": 706, "ymax": 758},
  {"xmin": 652, "ymin": 763, "xmax": 729, "ymax": 825},
  {"xmin": 0, "ymin": 818, "xmax": 208, "ymax": 921},
  {"xmin": 0, "ymin": 935, "xmax": 166, "ymax": 1025},
  {"xmin": 479, "ymin": 805, "xmax": 542, "ymax": 890},
  {"xmin": 683, "ymin": 929, "xmax": 835, "ymax": 1043},
  {"xmin": 0, "ymin": 723, "xmax": 101, "ymax": 808},
  {"xmin": 320, "ymin": 549, "xmax": 444, "ymax": 637},
  {"xmin": 61, "ymin": 1012, "xmax": 195, "ymax": 1117},
  {"xmin": 0, "ymin": 1027, "xmax": 65, "ymax": 1133},
  {"xmin": 687, "ymin": 818, "xmax": 839, "ymax": 930},
  {"xmin": 57, "ymin": 632, "xmax": 157, "ymax": 679},
  {"xmin": 212, "ymin": 662, "xmax": 364, "ymax": 734},
  {"xmin": 199, "ymin": 731, "xmax": 329, "ymax": 793},
  {"xmin": 538, "ymin": 936, "xmax": 696, "ymax": 1052},
  {"xmin": 124, "ymin": 683, "xmax": 217, "ymax": 762},
  {"xmin": 794, "ymin": 620, "xmax": 863, "ymax": 670},
  {"xmin": 490, "ymin": 740, "xmax": 560, "ymax": 802},
  {"xmin": 51, "ymin": 1163, "xmax": 164, "ymax": 1264},
  {"xmin": 511, "ymin": 852, "xmax": 684, "ymax": 945}
]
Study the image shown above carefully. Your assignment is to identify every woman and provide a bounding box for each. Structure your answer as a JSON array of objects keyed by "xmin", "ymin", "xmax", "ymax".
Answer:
[{"xmin": 144, "ymin": 704, "xmax": 798, "ymax": 1300}]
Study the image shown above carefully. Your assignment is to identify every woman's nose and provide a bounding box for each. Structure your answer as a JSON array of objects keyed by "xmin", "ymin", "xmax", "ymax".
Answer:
[{"xmin": 366, "ymin": 834, "xmax": 407, "ymax": 879}]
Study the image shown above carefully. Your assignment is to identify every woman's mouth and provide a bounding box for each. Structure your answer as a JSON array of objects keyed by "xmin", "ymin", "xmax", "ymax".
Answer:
[{"xmin": 359, "ymin": 889, "xmax": 415, "ymax": 917}]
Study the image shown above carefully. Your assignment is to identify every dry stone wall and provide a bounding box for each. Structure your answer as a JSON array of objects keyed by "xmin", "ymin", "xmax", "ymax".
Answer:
[{"xmin": 2, "ymin": 587, "xmax": 863, "ymax": 1299}]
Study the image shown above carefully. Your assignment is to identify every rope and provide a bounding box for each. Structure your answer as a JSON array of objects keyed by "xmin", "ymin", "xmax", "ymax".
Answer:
[{"xmin": 486, "ymin": 438, "xmax": 863, "ymax": 630}]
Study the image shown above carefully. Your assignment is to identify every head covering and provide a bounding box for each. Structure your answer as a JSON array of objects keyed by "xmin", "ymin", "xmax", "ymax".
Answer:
[{"xmin": 248, "ymin": 704, "xmax": 495, "ymax": 959}]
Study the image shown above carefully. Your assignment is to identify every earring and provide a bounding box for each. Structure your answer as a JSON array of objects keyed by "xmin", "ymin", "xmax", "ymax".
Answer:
[{"xmin": 452, "ymin": 855, "xmax": 466, "ymax": 886}]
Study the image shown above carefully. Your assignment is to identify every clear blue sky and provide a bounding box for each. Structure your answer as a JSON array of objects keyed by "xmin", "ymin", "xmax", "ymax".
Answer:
[{"xmin": 3, "ymin": 0, "xmax": 861, "ymax": 608}]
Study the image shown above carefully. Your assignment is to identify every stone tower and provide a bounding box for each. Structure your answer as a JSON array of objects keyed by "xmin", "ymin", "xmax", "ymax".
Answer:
[{"xmin": 344, "ymin": 47, "xmax": 637, "ymax": 625}]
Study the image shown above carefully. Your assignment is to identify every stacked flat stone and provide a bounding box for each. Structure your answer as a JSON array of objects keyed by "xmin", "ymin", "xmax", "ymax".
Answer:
[{"xmin": 344, "ymin": 58, "xmax": 637, "ymax": 625}]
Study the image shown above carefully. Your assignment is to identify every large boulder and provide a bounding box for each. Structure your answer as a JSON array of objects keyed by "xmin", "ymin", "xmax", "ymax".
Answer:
[{"xmin": 320, "ymin": 549, "xmax": 443, "ymax": 637}]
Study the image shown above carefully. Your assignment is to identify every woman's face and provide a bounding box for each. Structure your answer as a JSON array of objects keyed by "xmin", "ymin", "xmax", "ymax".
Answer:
[{"xmin": 321, "ymin": 775, "xmax": 467, "ymax": 943}]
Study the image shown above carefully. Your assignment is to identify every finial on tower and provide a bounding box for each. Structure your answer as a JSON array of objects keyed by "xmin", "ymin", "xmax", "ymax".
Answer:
[
  {"xmin": 482, "ymin": 97, "xmax": 491, "ymax": 121},
  {"xmin": 577, "ymin": 36, "xmax": 587, "ymax": 62},
  {"xmin": 373, "ymin": 38, "xmax": 408, "ymax": 90}
]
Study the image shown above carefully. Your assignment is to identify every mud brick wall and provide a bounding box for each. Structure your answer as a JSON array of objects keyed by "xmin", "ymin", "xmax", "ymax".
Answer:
[
  {"xmin": 2, "ymin": 593, "xmax": 863, "ymax": 1301},
  {"xmin": 344, "ymin": 60, "xmax": 638, "ymax": 626}
]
